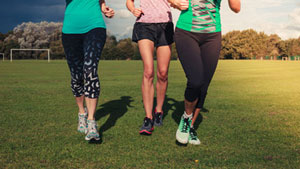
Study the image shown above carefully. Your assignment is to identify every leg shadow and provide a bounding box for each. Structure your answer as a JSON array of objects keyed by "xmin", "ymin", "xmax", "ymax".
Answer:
[{"xmin": 95, "ymin": 96, "xmax": 133, "ymax": 134}]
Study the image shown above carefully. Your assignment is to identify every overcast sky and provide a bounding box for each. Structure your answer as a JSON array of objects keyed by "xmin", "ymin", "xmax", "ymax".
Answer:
[{"xmin": 1, "ymin": 0, "xmax": 299, "ymax": 40}]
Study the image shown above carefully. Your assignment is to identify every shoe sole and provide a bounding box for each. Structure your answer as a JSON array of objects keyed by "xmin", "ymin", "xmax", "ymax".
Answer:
[
  {"xmin": 188, "ymin": 140, "xmax": 201, "ymax": 145},
  {"xmin": 139, "ymin": 127, "xmax": 154, "ymax": 135},
  {"xmin": 154, "ymin": 123, "xmax": 163, "ymax": 127},
  {"xmin": 176, "ymin": 129, "xmax": 189, "ymax": 144},
  {"xmin": 85, "ymin": 136, "xmax": 100, "ymax": 141}
]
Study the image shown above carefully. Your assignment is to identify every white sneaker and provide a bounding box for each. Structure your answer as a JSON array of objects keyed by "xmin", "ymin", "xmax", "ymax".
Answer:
[
  {"xmin": 176, "ymin": 115, "xmax": 191, "ymax": 144},
  {"xmin": 85, "ymin": 120, "xmax": 100, "ymax": 141},
  {"xmin": 77, "ymin": 108, "xmax": 88, "ymax": 134},
  {"xmin": 188, "ymin": 127, "xmax": 201, "ymax": 145}
]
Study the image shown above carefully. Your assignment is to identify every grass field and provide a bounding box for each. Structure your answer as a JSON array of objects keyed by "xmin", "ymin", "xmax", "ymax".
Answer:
[{"xmin": 0, "ymin": 60, "xmax": 299, "ymax": 168}]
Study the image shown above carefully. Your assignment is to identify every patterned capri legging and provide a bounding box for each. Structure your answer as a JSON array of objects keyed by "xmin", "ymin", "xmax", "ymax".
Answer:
[{"xmin": 62, "ymin": 28, "xmax": 106, "ymax": 99}]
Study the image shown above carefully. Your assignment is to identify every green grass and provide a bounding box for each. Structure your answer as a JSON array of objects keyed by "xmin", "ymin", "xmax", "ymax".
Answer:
[{"xmin": 0, "ymin": 60, "xmax": 299, "ymax": 168}]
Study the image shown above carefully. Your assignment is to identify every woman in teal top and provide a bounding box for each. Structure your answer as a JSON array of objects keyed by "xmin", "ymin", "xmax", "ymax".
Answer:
[
  {"xmin": 62, "ymin": 0, "xmax": 114, "ymax": 141},
  {"xmin": 169, "ymin": 0, "xmax": 241, "ymax": 145}
]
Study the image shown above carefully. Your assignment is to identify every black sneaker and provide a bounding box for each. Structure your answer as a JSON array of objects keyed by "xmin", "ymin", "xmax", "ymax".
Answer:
[
  {"xmin": 139, "ymin": 117, "xmax": 154, "ymax": 135},
  {"xmin": 153, "ymin": 109, "xmax": 163, "ymax": 126}
]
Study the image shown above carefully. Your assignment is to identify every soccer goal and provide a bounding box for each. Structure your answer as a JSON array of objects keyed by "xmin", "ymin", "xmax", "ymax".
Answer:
[
  {"xmin": 10, "ymin": 49, "xmax": 51, "ymax": 62},
  {"xmin": 0, "ymin": 53, "xmax": 4, "ymax": 61}
]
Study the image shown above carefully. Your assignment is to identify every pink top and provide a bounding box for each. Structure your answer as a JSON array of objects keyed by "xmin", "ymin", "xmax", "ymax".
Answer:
[{"xmin": 136, "ymin": 0, "xmax": 172, "ymax": 23}]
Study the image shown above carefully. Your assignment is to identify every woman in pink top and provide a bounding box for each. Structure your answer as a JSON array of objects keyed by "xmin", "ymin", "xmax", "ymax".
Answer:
[{"xmin": 126, "ymin": 0, "xmax": 173, "ymax": 135}]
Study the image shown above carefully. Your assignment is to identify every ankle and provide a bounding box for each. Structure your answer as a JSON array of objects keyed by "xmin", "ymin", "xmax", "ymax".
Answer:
[
  {"xmin": 87, "ymin": 118, "xmax": 95, "ymax": 121},
  {"xmin": 155, "ymin": 108, "xmax": 163, "ymax": 113},
  {"xmin": 146, "ymin": 115, "xmax": 153, "ymax": 120},
  {"xmin": 183, "ymin": 111, "xmax": 193, "ymax": 119}
]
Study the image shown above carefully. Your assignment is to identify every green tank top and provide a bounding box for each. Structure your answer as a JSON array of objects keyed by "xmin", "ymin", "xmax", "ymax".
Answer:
[
  {"xmin": 62, "ymin": 0, "xmax": 106, "ymax": 34},
  {"xmin": 176, "ymin": 0, "xmax": 221, "ymax": 33}
]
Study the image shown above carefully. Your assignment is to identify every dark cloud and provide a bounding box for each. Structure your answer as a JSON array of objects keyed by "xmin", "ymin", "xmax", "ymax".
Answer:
[{"xmin": 0, "ymin": 0, "xmax": 65, "ymax": 33}]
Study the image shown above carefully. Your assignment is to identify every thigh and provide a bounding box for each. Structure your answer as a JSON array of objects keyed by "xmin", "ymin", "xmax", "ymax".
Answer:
[
  {"xmin": 138, "ymin": 39, "xmax": 155, "ymax": 73},
  {"xmin": 62, "ymin": 33, "xmax": 84, "ymax": 73},
  {"xmin": 156, "ymin": 45, "xmax": 171, "ymax": 74},
  {"xmin": 83, "ymin": 28, "xmax": 107, "ymax": 69},
  {"xmin": 200, "ymin": 32, "xmax": 222, "ymax": 82},
  {"xmin": 174, "ymin": 28, "xmax": 203, "ymax": 82}
]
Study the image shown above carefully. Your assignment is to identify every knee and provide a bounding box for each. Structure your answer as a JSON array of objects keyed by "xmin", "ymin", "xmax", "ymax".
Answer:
[
  {"xmin": 71, "ymin": 73, "xmax": 83, "ymax": 84},
  {"xmin": 157, "ymin": 70, "xmax": 168, "ymax": 82},
  {"xmin": 188, "ymin": 80, "xmax": 202, "ymax": 91},
  {"xmin": 143, "ymin": 69, "xmax": 154, "ymax": 81}
]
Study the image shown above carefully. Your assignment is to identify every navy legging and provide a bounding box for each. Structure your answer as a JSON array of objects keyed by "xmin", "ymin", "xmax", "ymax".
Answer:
[
  {"xmin": 62, "ymin": 28, "xmax": 106, "ymax": 99},
  {"xmin": 174, "ymin": 28, "xmax": 221, "ymax": 108}
]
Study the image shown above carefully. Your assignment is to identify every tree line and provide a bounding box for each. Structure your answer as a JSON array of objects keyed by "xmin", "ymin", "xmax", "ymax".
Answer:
[{"xmin": 1, "ymin": 22, "xmax": 299, "ymax": 60}]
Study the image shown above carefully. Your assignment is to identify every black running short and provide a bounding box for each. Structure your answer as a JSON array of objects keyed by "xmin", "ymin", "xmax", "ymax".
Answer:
[{"xmin": 132, "ymin": 22, "xmax": 174, "ymax": 47}]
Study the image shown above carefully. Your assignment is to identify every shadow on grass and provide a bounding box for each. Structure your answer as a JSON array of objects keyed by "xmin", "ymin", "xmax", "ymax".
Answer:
[
  {"xmin": 95, "ymin": 96, "xmax": 133, "ymax": 134},
  {"xmin": 88, "ymin": 139, "xmax": 102, "ymax": 144},
  {"xmin": 164, "ymin": 95, "xmax": 205, "ymax": 130}
]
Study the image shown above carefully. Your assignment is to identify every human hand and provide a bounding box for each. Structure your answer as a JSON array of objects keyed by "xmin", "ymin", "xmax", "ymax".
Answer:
[
  {"xmin": 169, "ymin": 0, "xmax": 189, "ymax": 11},
  {"xmin": 131, "ymin": 8, "xmax": 143, "ymax": 17},
  {"xmin": 102, "ymin": 5, "xmax": 115, "ymax": 18}
]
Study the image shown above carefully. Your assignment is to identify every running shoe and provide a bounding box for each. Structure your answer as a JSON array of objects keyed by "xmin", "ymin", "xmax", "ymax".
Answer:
[
  {"xmin": 139, "ymin": 117, "xmax": 154, "ymax": 135},
  {"xmin": 188, "ymin": 127, "xmax": 201, "ymax": 145},
  {"xmin": 77, "ymin": 108, "xmax": 88, "ymax": 134},
  {"xmin": 176, "ymin": 115, "xmax": 191, "ymax": 144},
  {"xmin": 85, "ymin": 120, "xmax": 100, "ymax": 141},
  {"xmin": 154, "ymin": 109, "xmax": 163, "ymax": 127}
]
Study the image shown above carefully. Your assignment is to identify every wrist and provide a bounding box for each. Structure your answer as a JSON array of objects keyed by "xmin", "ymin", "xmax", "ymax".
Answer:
[{"xmin": 130, "ymin": 7, "xmax": 135, "ymax": 14}]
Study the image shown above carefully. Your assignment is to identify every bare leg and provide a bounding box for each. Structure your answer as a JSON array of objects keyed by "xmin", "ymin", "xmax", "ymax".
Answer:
[
  {"xmin": 192, "ymin": 108, "xmax": 201, "ymax": 126},
  {"xmin": 138, "ymin": 39, "xmax": 155, "ymax": 119},
  {"xmin": 76, "ymin": 95, "xmax": 86, "ymax": 114},
  {"xmin": 155, "ymin": 45, "xmax": 171, "ymax": 112},
  {"xmin": 185, "ymin": 99, "xmax": 198, "ymax": 115},
  {"xmin": 85, "ymin": 98, "xmax": 98, "ymax": 120}
]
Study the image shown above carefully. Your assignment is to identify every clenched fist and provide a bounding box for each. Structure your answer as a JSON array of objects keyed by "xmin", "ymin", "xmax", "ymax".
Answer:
[
  {"xmin": 169, "ymin": 0, "xmax": 189, "ymax": 11},
  {"xmin": 131, "ymin": 8, "xmax": 143, "ymax": 17}
]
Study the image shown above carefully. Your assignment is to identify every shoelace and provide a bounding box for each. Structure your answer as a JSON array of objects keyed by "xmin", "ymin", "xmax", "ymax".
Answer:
[
  {"xmin": 182, "ymin": 118, "xmax": 190, "ymax": 133},
  {"xmin": 144, "ymin": 118, "xmax": 150, "ymax": 126},
  {"xmin": 155, "ymin": 113, "xmax": 162, "ymax": 123},
  {"xmin": 190, "ymin": 128, "xmax": 197, "ymax": 140},
  {"xmin": 88, "ymin": 121, "xmax": 97, "ymax": 133},
  {"xmin": 79, "ymin": 115, "xmax": 86, "ymax": 126}
]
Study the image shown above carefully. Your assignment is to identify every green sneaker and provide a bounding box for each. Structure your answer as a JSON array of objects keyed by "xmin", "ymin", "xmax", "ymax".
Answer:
[
  {"xmin": 176, "ymin": 115, "xmax": 192, "ymax": 144},
  {"xmin": 188, "ymin": 127, "xmax": 201, "ymax": 145}
]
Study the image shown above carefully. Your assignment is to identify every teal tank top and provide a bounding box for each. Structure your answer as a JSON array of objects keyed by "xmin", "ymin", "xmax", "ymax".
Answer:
[
  {"xmin": 62, "ymin": 0, "xmax": 106, "ymax": 34},
  {"xmin": 176, "ymin": 0, "xmax": 222, "ymax": 33}
]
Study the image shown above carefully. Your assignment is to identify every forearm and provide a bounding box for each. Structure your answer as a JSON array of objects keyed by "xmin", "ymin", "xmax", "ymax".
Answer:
[
  {"xmin": 100, "ymin": 0, "xmax": 105, "ymax": 6},
  {"xmin": 100, "ymin": 0, "xmax": 106, "ymax": 10},
  {"xmin": 168, "ymin": 0, "xmax": 189, "ymax": 11},
  {"xmin": 126, "ymin": 0, "xmax": 135, "ymax": 13}
]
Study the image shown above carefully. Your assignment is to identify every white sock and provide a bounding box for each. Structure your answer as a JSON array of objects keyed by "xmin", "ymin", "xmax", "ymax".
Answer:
[{"xmin": 183, "ymin": 111, "xmax": 193, "ymax": 120}]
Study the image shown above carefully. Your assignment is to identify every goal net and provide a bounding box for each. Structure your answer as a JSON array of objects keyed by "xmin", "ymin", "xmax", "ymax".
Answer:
[{"xmin": 10, "ymin": 49, "xmax": 51, "ymax": 62}]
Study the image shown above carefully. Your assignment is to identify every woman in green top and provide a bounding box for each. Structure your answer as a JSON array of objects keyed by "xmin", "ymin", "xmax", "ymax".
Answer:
[
  {"xmin": 169, "ymin": 0, "xmax": 241, "ymax": 145},
  {"xmin": 62, "ymin": 0, "xmax": 114, "ymax": 141}
]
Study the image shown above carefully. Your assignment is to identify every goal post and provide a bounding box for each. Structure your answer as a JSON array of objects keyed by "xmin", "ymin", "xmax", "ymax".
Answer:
[
  {"xmin": 0, "ymin": 53, "xmax": 4, "ymax": 61},
  {"xmin": 10, "ymin": 49, "xmax": 50, "ymax": 63}
]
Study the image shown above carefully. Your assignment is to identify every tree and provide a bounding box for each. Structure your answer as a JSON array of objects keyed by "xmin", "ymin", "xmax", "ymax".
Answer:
[
  {"xmin": 4, "ymin": 21, "xmax": 62, "ymax": 59},
  {"xmin": 117, "ymin": 38, "xmax": 134, "ymax": 60}
]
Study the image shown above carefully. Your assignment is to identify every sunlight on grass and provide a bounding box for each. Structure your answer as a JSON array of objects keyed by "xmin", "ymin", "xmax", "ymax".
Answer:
[{"xmin": 0, "ymin": 60, "xmax": 299, "ymax": 168}]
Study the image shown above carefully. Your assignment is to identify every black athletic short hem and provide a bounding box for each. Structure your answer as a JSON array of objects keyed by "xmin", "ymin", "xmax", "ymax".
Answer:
[{"xmin": 132, "ymin": 22, "xmax": 174, "ymax": 47}]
